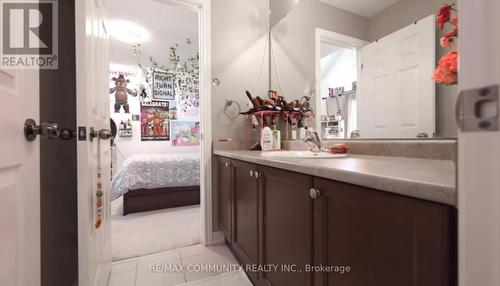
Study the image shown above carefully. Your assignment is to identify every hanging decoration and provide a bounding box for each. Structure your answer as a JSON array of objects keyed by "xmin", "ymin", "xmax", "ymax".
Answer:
[
  {"xmin": 95, "ymin": 137, "xmax": 103, "ymax": 229},
  {"xmin": 134, "ymin": 39, "xmax": 200, "ymax": 119},
  {"xmin": 432, "ymin": 3, "xmax": 458, "ymax": 85}
]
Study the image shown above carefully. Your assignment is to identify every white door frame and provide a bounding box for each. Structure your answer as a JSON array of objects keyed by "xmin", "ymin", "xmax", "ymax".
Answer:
[
  {"xmin": 197, "ymin": 0, "xmax": 214, "ymax": 246},
  {"xmin": 157, "ymin": 0, "xmax": 213, "ymax": 245},
  {"xmin": 458, "ymin": 0, "xmax": 500, "ymax": 285},
  {"xmin": 314, "ymin": 28, "xmax": 367, "ymax": 133}
]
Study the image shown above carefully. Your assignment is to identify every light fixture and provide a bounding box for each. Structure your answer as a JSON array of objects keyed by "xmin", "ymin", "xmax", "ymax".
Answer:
[{"xmin": 107, "ymin": 19, "xmax": 151, "ymax": 44}]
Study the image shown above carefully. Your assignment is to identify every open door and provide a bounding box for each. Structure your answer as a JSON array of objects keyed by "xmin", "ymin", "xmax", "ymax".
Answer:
[
  {"xmin": 75, "ymin": 0, "xmax": 112, "ymax": 285},
  {"xmin": 358, "ymin": 15, "xmax": 436, "ymax": 138},
  {"xmin": 0, "ymin": 70, "xmax": 40, "ymax": 286},
  {"xmin": 458, "ymin": 0, "xmax": 500, "ymax": 285}
]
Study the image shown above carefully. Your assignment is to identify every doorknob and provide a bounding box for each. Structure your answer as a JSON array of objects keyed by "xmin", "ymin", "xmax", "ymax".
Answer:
[
  {"xmin": 24, "ymin": 119, "xmax": 77, "ymax": 141},
  {"xmin": 89, "ymin": 127, "xmax": 112, "ymax": 141},
  {"xmin": 25, "ymin": 119, "xmax": 59, "ymax": 141}
]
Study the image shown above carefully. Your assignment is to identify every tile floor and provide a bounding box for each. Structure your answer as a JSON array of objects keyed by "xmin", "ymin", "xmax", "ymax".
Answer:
[{"xmin": 108, "ymin": 243, "xmax": 253, "ymax": 286}]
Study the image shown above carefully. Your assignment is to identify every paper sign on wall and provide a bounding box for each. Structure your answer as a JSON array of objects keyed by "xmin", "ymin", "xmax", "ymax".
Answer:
[{"xmin": 152, "ymin": 71, "xmax": 175, "ymax": 101}]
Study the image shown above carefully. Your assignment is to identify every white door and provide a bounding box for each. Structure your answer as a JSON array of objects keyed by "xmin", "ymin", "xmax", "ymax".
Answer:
[
  {"xmin": 358, "ymin": 14, "xmax": 435, "ymax": 138},
  {"xmin": 75, "ymin": 0, "xmax": 112, "ymax": 285},
  {"xmin": 0, "ymin": 68, "xmax": 40, "ymax": 286},
  {"xmin": 458, "ymin": 0, "xmax": 500, "ymax": 285}
]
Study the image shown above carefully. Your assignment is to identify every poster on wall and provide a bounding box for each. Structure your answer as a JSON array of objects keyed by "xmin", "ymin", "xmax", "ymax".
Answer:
[
  {"xmin": 170, "ymin": 121, "xmax": 200, "ymax": 146},
  {"xmin": 109, "ymin": 64, "xmax": 139, "ymax": 114},
  {"xmin": 140, "ymin": 101, "xmax": 170, "ymax": 141},
  {"xmin": 152, "ymin": 71, "xmax": 175, "ymax": 101}
]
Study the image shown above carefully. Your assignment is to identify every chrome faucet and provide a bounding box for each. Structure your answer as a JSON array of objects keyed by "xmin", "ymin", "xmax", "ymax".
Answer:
[
  {"xmin": 350, "ymin": 130, "xmax": 360, "ymax": 139},
  {"xmin": 304, "ymin": 129, "xmax": 322, "ymax": 152}
]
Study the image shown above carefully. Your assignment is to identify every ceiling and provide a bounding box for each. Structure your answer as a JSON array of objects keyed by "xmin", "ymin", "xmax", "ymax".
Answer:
[
  {"xmin": 318, "ymin": 0, "xmax": 401, "ymax": 18},
  {"xmin": 107, "ymin": 0, "xmax": 199, "ymax": 67}
]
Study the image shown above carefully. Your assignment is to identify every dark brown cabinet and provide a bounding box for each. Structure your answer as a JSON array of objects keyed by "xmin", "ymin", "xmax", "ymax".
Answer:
[
  {"xmin": 215, "ymin": 156, "xmax": 456, "ymax": 286},
  {"xmin": 231, "ymin": 159, "xmax": 260, "ymax": 283},
  {"xmin": 312, "ymin": 178, "xmax": 456, "ymax": 286},
  {"xmin": 216, "ymin": 156, "xmax": 232, "ymax": 240},
  {"xmin": 260, "ymin": 166, "xmax": 313, "ymax": 286}
]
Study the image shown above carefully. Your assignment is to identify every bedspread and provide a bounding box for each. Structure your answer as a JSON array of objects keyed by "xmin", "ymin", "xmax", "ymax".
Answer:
[{"xmin": 112, "ymin": 154, "xmax": 200, "ymax": 200}]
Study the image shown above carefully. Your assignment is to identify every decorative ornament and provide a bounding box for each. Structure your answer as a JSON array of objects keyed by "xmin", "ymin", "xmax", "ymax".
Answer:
[
  {"xmin": 432, "ymin": 4, "xmax": 458, "ymax": 85},
  {"xmin": 95, "ymin": 137, "xmax": 103, "ymax": 229}
]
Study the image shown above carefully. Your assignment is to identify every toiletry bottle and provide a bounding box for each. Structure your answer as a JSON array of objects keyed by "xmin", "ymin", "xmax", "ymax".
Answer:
[
  {"xmin": 291, "ymin": 123, "xmax": 297, "ymax": 140},
  {"xmin": 261, "ymin": 125, "xmax": 274, "ymax": 151},
  {"xmin": 299, "ymin": 124, "xmax": 306, "ymax": 139},
  {"xmin": 272, "ymin": 125, "xmax": 281, "ymax": 150}
]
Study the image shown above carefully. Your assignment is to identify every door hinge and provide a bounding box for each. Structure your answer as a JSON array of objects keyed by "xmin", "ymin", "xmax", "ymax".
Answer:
[{"xmin": 456, "ymin": 85, "xmax": 499, "ymax": 132}]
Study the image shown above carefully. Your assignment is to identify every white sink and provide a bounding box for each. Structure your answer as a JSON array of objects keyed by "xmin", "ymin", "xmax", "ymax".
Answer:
[{"xmin": 261, "ymin": 151, "xmax": 348, "ymax": 159}]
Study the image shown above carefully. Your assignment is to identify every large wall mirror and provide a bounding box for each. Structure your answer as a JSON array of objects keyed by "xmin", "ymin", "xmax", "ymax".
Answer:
[{"xmin": 269, "ymin": 0, "xmax": 458, "ymax": 139}]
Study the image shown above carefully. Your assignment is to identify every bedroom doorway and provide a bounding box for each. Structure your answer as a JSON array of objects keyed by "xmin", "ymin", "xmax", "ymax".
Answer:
[{"xmin": 106, "ymin": 0, "xmax": 203, "ymax": 261}]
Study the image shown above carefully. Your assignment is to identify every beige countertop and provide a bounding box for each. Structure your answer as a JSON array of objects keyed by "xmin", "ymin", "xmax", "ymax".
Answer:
[{"xmin": 214, "ymin": 150, "xmax": 457, "ymax": 206}]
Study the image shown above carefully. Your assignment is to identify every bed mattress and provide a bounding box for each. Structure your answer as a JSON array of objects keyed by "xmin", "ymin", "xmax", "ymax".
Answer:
[{"xmin": 112, "ymin": 154, "xmax": 200, "ymax": 200}]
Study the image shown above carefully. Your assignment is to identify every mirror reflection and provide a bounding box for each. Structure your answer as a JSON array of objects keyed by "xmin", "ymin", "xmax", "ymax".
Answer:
[{"xmin": 270, "ymin": 0, "xmax": 458, "ymax": 139}]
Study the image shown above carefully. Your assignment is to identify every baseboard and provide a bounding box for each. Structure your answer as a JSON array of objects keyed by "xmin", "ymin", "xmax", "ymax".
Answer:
[{"xmin": 210, "ymin": 231, "xmax": 225, "ymax": 245}]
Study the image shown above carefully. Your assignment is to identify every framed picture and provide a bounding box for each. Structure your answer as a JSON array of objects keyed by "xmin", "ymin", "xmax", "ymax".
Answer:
[
  {"xmin": 170, "ymin": 120, "xmax": 200, "ymax": 146},
  {"xmin": 140, "ymin": 101, "xmax": 170, "ymax": 141},
  {"xmin": 152, "ymin": 71, "xmax": 175, "ymax": 101}
]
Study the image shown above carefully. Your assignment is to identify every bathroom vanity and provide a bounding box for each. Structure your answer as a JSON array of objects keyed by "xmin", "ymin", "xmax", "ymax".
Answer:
[{"xmin": 215, "ymin": 151, "xmax": 456, "ymax": 286}]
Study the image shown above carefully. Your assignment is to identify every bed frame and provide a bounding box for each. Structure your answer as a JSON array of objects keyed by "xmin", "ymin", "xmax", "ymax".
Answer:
[{"xmin": 123, "ymin": 186, "xmax": 200, "ymax": 216}]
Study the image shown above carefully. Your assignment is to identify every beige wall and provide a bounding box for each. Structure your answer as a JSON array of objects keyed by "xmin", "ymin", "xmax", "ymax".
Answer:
[
  {"xmin": 271, "ymin": 0, "xmax": 369, "ymax": 111},
  {"xmin": 369, "ymin": 0, "xmax": 458, "ymax": 137},
  {"xmin": 211, "ymin": 0, "xmax": 270, "ymax": 230},
  {"xmin": 211, "ymin": 0, "xmax": 270, "ymax": 143},
  {"xmin": 271, "ymin": 0, "xmax": 301, "ymax": 27}
]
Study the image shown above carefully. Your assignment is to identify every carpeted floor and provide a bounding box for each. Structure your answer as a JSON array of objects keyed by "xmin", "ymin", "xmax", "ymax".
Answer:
[{"xmin": 111, "ymin": 197, "xmax": 201, "ymax": 261}]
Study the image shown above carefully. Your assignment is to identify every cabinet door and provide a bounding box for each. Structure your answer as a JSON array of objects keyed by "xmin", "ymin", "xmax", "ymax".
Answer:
[
  {"xmin": 232, "ymin": 160, "xmax": 260, "ymax": 282},
  {"xmin": 216, "ymin": 156, "xmax": 232, "ymax": 240},
  {"xmin": 313, "ymin": 177, "xmax": 456, "ymax": 286},
  {"xmin": 260, "ymin": 166, "xmax": 313, "ymax": 286}
]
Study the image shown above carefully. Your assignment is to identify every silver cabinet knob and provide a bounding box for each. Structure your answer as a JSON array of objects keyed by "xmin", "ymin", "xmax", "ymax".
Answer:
[
  {"xmin": 309, "ymin": 188, "xmax": 320, "ymax": 199},
  {"xmin": 254, "ymin": 172, "xmax": 259, "ymax": 179},
  {"xmin": 249, "ymin": 170, "xmax": 254, "ymax": 177},
  {"xmin": 225, "ymin": 162, "xmax": 230, "ymax": 168}
]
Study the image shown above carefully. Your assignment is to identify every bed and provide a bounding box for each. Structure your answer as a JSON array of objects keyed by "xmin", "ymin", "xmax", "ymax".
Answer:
[{"xmin": 112, "ymin": 154, "xmax": 200, "ymax": 215}]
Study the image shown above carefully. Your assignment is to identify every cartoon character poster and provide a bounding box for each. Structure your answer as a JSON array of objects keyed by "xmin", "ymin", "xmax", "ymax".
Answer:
[
  {"xmin": 171, "ymin": 121, "xmax": 200, "ymax": 146},
  {"xmin": 109, "ymin": 64, "xmax": 139, "ymax": 114},
  {"xmin": 140, "ymin": 101, "xmax": 170, "ymax": 141}
]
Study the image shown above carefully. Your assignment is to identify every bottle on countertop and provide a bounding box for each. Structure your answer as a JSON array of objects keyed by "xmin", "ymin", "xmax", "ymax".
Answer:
[
  {"xmin": 261, "ymin": 125, "xmax": 274, "ymax": 151},
  {"xmin": 298, "ymin": 124, "xmax": 306, "ymax": 139},
  {"xmin": 291, "ymin": 123, "xmax": 297, "ymax": 140},
  {"xmin": 272, "ymin": 124, "xmax": 281, "ymax": 150}
]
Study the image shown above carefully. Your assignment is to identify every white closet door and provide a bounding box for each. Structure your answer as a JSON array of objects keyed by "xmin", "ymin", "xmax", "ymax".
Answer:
[{"xmin": 358, "ymin": 14, "xmax": 436, "ymax": 138}]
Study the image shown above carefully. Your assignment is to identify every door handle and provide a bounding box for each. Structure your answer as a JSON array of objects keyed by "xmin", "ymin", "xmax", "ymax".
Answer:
[
  {"xmin": 89, "ymin": 127, "xmax": 112, "ymax": 141},
  {"xmin": 24, "ymin": 119, "xmax": 77, "ymax": 141},
  {"xmin": 309, "ymin": 188, "xmax": 320, "ymax": 199}
]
